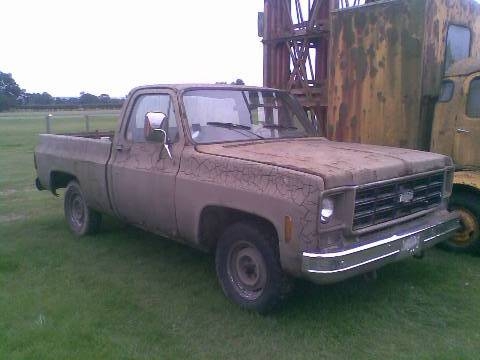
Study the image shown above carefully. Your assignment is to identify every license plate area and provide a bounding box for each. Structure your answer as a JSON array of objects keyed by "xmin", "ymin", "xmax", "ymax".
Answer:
[{"xmin": 402, "ymin": 234, "xmax": 421, "ymax": 254}]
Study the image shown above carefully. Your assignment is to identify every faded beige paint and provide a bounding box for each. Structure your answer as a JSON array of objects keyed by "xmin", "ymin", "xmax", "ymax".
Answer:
[
  {"xmin": 34, "ymin": 84, "xmax": 457, "ymax": 280},
  {"xmin": 35, "ymin": 134, "xmax": 113, "ymax": 215}
]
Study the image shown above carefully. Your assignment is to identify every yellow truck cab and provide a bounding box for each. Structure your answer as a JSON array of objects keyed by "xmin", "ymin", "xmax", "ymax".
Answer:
[{"xmin": 432, "ymin": 58, "xmax": 480, "ymax": 252}]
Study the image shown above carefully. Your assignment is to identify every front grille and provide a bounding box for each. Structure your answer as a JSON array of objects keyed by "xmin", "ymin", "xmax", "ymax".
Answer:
[{"xmin": 353, "ymin": 172, "xmax": 444, "ymax": 231}]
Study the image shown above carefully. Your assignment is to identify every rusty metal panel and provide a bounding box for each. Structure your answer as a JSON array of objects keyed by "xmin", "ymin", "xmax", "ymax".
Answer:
[
  {"xmin": 422, "ymin": 0, "xmax": 480, "ymax": 96},
  {"xmin": 328, "ymin": 0, "xmax": 426, "ymax": 149},
  {"xmin": 263, "ymin": 0, "xmax": 291, "ymax": 90}
]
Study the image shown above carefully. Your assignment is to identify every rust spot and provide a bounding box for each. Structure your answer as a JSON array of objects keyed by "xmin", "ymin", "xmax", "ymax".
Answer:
[
  {"xmin": 327, "ymin": 123, "xmax": 334, "ymax": 137},
  {"xmin": 387, "ymin": 28, "xmax": 399, "ymax": 45},
  {"xmin": 401, "ymin": 30, "xmax": 421, "ymax": 57},
  {"xmin": 340, "ymin": 51, "xmax": 348, "ymax": 70},
  {"xmin": 339, "ymin": 103, "xmax": 349, "ymax": 124},
  {"xmin": 342, "ymin": 77, "xmax": 351, "ymax": 92},
  {"xmin": 342, "ymin": 16, "xmax": 355, "ymax": 48},
  {"xmin": 354, "ymin": 12, "xmax": 367, "ymax": 33},
  {"xmin": 351, "ymin": 116, "xmax": 358, "ymax": 128},
  {"xmin": 367, "ymin": 44, "xmax": 376, "ymax": 60},
  {"xmin": 377, "ymin": 91, "xmax": 386, "ymax": 103},
  {"xmin": 350, "ymin": 46, "xmax": 368, "ymax": 81}
]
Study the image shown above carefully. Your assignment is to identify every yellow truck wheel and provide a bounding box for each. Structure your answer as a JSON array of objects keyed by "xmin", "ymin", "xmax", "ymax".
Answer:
[{"xmin": 440, "ymin": 190, "xmax": 480, "ymax": 254}]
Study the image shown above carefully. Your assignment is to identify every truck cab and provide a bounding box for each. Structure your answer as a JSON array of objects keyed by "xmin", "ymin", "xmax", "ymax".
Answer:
[{"xmin": 431, "ymin": 58, "xmax": 480, "ymax": 252}]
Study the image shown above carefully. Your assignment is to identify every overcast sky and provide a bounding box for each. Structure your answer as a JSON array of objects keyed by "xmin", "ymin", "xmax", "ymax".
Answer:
[
  {"xmin": 3, "ymin": 0, "xmax": 480, "ymax": 97},
  {"xmin": 2, "ymin": 1, "xmax": 264, "ymax": 97}
]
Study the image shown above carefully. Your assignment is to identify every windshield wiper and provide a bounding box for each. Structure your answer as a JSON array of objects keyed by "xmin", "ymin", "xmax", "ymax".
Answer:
[
  {"xmin": 262, "ymin": 124, "xmax": 298, "ymax": 130},
  {"xmin": 207, "ymin": 122, "xmax": 251, "ymax": 130},
  {"xmin": 206, "ymin": 122, "xmax": 264, "ymax": 139}
]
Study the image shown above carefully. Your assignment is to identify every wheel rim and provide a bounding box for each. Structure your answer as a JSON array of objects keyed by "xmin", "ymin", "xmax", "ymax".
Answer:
[
  {"xmin": 227, "ymin": 240, "xmax": 267, "ymax": 301},
  {"xmin": 451, "ymin": 207, "xmax": 479, "ymax": 247},
  {"xmin": 70, "ymin": 192, "xmax": 85, "ymax": 228}
]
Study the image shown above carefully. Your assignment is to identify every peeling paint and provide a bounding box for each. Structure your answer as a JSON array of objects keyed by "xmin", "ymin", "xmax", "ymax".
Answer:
[{"xmin": 328, "ymin": 0, "xmax": 480, "ymax": 151}]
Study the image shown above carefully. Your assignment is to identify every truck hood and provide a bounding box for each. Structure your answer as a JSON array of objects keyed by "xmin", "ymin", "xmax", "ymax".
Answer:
[{"xmin": 196, "ymin": 138, "xmax": 451, "ymax": 189}]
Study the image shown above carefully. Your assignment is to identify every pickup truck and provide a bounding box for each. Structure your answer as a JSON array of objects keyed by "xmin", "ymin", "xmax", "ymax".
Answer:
[{"xmin": 35, "ymin": 84, "xmax": 460, "ymax": 312}]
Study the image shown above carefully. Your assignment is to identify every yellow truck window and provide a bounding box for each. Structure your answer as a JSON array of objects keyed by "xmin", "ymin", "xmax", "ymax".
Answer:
[
  {"xmin": 467, "ymin": 78, "xmax": 480, "ymax": 118},
  {"xmin": 445, "ymin": 25, "xmax": 471, "ymax": 72}
]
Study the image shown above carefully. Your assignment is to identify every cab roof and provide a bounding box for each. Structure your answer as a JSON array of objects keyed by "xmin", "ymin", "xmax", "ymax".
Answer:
[
  {"xmin": 445, "ymin": 58, "xmax": 480, "ymax": 77},
  {"xmin": 128, "ymin": 83, "xmax": 280, "ymax": 95}
]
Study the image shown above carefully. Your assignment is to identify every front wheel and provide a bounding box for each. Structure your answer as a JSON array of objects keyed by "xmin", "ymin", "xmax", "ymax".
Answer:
[
  {"xmin": 215, "ymin": 222, "xmax": 284, "ymax": 313},
  {"xmin": 440, "ymin": 190, "xmax": 480, "ymax": 254},
  {"xmin": 64, "ymin": 181, "xmax": 101, "ymax": 236}
]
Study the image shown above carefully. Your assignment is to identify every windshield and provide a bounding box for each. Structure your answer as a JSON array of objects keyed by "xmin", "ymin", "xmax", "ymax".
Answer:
[{"xmin": 182, "ymin": 89, "xmax": 315, "ymax": 144}]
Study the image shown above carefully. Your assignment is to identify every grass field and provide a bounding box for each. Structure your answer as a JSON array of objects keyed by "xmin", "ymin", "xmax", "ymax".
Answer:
[{"xmin": 1, "ymin": 110, "xmax": 479, "ymax": 359}]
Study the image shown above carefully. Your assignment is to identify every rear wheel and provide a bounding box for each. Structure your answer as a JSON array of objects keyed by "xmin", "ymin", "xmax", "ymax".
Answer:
[
  {"xmin": 441, "ymin": 190, "xmax": 480, "ymax": 254},
  {"xmin": 64, "ymin": 181, "xmax": 101, "ymax": 236},
  {"xmin": 215, "ymin": 222, "xmax": 284, "ymax": 313}
]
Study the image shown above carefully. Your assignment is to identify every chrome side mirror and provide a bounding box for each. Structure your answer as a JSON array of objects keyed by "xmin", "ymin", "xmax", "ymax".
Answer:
[
  {"xmin": 144, "ymin": 112, "xmax": 167, "ymax": 141},
  {"xmin": 144, "ymin": 112, "xmax": 172, "ymax": 159}
]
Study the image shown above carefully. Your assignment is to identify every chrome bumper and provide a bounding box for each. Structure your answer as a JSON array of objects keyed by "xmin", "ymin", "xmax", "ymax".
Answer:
[{"xmin": 302, "ymin": 212, "xmax": 460, "ymax": 284}]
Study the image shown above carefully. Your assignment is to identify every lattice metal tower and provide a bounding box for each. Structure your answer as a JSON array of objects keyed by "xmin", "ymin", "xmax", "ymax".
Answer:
[{"xmin": 261, "ymin": 0, "xmax": 366, "ymax": 134}]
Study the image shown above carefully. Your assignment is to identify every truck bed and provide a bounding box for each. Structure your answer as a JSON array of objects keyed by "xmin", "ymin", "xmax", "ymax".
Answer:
[
  {"xmin": 35, "ymin": 134, "xmax": 113, "ymax": 214},
  {"xmin": 58, "ymin": 130, "xmax": 115, "ymax": 140}
]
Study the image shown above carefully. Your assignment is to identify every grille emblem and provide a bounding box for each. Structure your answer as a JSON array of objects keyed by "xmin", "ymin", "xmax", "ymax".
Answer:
[{"xmin": 399, "ymin": 189, "xmax": 414, "ymax": 203}]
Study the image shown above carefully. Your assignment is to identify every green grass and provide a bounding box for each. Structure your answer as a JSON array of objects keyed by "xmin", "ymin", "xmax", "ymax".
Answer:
[{"xmin": 1, "ymin": 110, "xmax": 479, "ymax": 359}]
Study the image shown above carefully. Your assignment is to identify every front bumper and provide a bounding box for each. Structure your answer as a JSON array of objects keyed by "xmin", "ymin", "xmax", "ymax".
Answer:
[{"xmin": 302, "ymin": 211, "xmax": 460, "ymax": 284}]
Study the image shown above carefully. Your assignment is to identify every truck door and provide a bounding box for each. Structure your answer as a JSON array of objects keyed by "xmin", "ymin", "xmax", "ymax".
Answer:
[
  {"xmin": 108, "ymin": 89, "xmax": 182, "ymax": 236},
  {"xmin": 453, "ymin": 75, "xmax": 480, "ymax": 168},
  {"xmin": 431, "ymin": 80, "xmax": 458, "ymax": 157}
]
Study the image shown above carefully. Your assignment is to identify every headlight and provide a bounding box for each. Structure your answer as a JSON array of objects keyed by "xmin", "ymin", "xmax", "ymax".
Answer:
[{"xmin": 320, "ymin": 197, "xmax": 335, "ymax": 224}]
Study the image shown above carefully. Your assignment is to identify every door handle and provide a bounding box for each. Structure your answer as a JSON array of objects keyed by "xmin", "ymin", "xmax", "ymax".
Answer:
[
  {"xmin": 456, "ymin": 128, "xmax": 471, "ymax": 134},
  {"xmin": 116, "ymin": 144, "xmax": 130, "ymax": 151}
]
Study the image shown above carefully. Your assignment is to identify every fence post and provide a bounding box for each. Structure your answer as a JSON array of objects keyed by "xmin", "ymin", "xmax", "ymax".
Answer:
[
  {"xmin": 45, "ymin": 114, "xmax": 52, "ymax": 133},
  {"xmin": 85, "ymin": 115, "xmax": 90, "ymax": 132}
]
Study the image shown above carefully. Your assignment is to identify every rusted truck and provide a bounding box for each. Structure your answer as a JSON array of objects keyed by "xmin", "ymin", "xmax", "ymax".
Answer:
[
  {"xmin": 35, "ymin": 84, "xmax": 460, "ymax": 311},
  {"xmin": 260, "ymin": 0, "xmax": 480, "ymax": 253}
]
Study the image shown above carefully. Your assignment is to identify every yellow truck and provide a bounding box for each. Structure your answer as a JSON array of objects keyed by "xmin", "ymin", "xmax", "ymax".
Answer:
[{"xmin": 260, "ymin": 0, "xmax": 480, "ymax": 252}]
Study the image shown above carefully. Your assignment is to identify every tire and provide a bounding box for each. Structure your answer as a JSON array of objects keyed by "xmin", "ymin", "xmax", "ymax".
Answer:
[
  {"xmin": 64, "ymin": 180, "xmax": 101, "ymax": 236},
  {"xmin": 215, "ymin": 221, "xmax": 284, "ymax": 313},
  {"xmin": 440, "ymin": 190, "xmax": 480, "ymax": 254}
]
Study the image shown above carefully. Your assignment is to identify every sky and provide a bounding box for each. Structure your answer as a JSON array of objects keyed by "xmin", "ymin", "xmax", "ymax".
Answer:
[
  {"xmin": 3, "ymin": 0, "xmax": 480, "ymax": 98},
  {"xmin": 2, "ymin": 1, "xmax": 264, "ymax": 97}
]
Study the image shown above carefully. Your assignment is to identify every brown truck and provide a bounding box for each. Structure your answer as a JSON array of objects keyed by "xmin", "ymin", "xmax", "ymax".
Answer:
[{"xmin": 34, "ymin": 84, "xmax": 460, "ymax": 312}]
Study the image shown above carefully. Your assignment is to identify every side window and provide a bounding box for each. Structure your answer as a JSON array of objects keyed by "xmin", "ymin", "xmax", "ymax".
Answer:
[
  {"xmin": 445, "ymin": 25, "xmax": 471, "ymax": 72},
  {"xmin": 126, "ymin": 94, "xmax": 178, "ymax": 143},
  {"xmin": 438, "ymin": 80, "xmax": 454, "ymax": 103},
  {"xmin": 467, "ymin": 78, "xmax": 480, "ymax": 118}
]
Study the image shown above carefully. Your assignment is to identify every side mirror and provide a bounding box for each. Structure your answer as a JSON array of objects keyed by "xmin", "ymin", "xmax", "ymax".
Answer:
[
  {"xmin": 144, "ymin": 112, "xmax": 173, "ymax": 159},
  {"xmin": 144, "ymin": 112, "xmax": 167, "ymax": 142},
  {"xmin": 257, "ymin": 12, "xmax": 264, "ymax": 37}
]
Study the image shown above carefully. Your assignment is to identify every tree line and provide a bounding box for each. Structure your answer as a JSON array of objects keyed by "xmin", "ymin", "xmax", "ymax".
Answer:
[{"xmin": 0, "ymin": 71, "xmax": 124, "ymax": 112}]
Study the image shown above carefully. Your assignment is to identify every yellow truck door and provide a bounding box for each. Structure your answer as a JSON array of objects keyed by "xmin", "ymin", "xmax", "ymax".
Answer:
[
  {"xmin": 453, "ymin": 74, "xmax": 480, "ymax": 168},
  {"xmin": 431, "ymin": 79, "xmax": 459, "ymax": 157}
]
